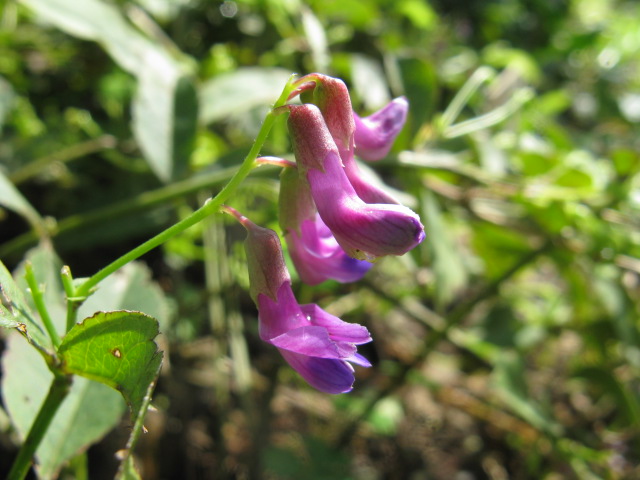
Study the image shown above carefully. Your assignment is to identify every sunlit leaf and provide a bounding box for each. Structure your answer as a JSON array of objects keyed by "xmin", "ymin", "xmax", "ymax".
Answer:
[
  {"xmin": 21, "ymin": 0, "xmax": 198, "ymax": 182},
  {"xmin": 58, "ymin": 310, "xmax": 162, "ymax": 422},
  {"xmin": 0, "ymin": 259, "xmax": 49, "ymax": 349},
  {"xmin": 1, "ymin": 333, "xmax": 125, "ymax": 479},
  {"xmin": 199, "ymin": 67, "xmax": 292, "ymax": 124},
  {"xmin": 58, "ymin": 311, "xmax": 163, "ymax": 480},
  {"xmin": 0, "ymin": 168, "xmax": 43, "ymax": 229}
]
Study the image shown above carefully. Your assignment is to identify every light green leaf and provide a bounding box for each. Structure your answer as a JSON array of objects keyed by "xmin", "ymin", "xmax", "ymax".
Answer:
[
  {"xmin": 0, "ymin": 258, "xmax": 49, "ymax": 349},
  {"xmin": 15, "ymin": 243, "xmax": 67, "ymax": 337},
  {"xmin": 199, "ymin": 67, "xmax": 292, "ymax": 124},
  {"xmin": 1, "ymin": 333, "xmax": 125, "ymax": 479},
  {"xmin": 351, "ymin": 54, "xmax": 391, "ymax": 111},
  {"xmin": 132, "ymin": 69, "xmax": 198, "ymax": 182},
  {"xmin": 0, "ymin": 75, "xmax": 16, "ymax": 134},
  {"xmin": 58, "ymin": 311, "xmax": 163, "ymax": 422},
  {"xmin": 0, "ymin": 168, "xmax": 43, "ymax": 229},
  {"xmin": 21, "ymin": 0, "xmax": 198, "ymax": 182},
  {"xmin": 21, "ymin": 0, "xmax": 156, "ymax": 76}
]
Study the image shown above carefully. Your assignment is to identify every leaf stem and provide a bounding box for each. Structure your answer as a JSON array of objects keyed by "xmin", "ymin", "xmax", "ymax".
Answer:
[
  {"xmin": 24, "ymin": 262, "xmax": 61, "ymax": 349},
  {"xmin": 7, "ymin": 373, "xmax": 72, "ymax": 480},
  {"xmin": 61, "ymin": 265, "xmax": 81, "ymax": 333},
  {"xmin": 75, "ymin": 75, "xmax": 297, "ymax": 299}
]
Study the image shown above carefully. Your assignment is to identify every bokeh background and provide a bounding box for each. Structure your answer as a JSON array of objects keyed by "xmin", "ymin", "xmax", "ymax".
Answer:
[{"xmin": 1, "ymin": 0, "xmax": 639, "ymax": 478}]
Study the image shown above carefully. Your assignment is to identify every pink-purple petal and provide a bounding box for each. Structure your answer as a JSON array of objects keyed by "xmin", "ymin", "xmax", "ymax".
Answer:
[
  {"xmin": 354, "ymin": 97, "xmax": 409, "ymax": 161},
  {"xmin": 299, "ymin": 304, "xmax": 371, "ymax": 344},
  {"xmin": 268, "ymin": 325, "xmax": 357, "ymax": 359},
  {"xmin": 278, "ymin": 349, "xmax": 356, "ymax": 394}
]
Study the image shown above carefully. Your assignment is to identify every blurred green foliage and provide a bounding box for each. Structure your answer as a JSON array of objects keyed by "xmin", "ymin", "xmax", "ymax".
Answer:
[{"xmin": 1, "ymin": 0, "xmax": 639, "ymax": 478}]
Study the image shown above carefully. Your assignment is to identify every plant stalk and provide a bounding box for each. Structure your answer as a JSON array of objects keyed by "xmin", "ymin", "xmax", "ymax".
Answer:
[
  {"xmin": 7, "ymin": 373, "xmax": 72, "ymax": 480},
  {"xmin": 75, "ymin": 76, "xmax": 297, "ymax": 299}
]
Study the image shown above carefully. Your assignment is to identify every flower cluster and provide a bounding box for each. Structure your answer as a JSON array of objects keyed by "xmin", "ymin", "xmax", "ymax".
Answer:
[{"xmin": 226, "ymin": 74, "xmax": 424, "ymax": 393}]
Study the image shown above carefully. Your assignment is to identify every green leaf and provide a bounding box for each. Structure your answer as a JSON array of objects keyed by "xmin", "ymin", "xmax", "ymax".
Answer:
[
  {"xmin": 58, "ymin": 311, "xmax": 163, "ymax": 480},
  {"xmin": 58, "ymin": 310, "xmax": 163, "ymax": 423},
  {"xmin": 0, "ymin": 75, "xmax": 16, "ymax": 134},
  {"xmin": 0, "ymin": 167, "xmax": 43, "ymax": 229},
  {"xmin": 21, "ymin": 0, "xmax": 197, "ymax": 182},
  {"xmin": 2, "ymin": 333, "xmax": 125, "ymax": 479},
  {"xmin": 132, "ymin": 70, "xmax": 199, "ymax": 182},
  {"xmin": 15, "ymin": 243, "xmax": 67, "ymax": 337},
  {"xmin": 199, "ymin": 67, "xmax": 292, "ymax": 124},
  {"xmin": 0, "ymin": 258, "xmax": 49, "ymax": 349},
  {"xmin": 351, "ymin": 54, "xmax": 391, "ymax": 110}
]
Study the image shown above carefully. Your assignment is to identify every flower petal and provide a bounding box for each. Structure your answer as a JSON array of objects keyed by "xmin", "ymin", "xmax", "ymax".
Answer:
[
  {"xmin": 257, "ymin": 283, "xmax": 307, "ymax": 341},
  {"xmin": 300, "ymin": 303, "xmax": 371, "ymax": 344},
  {"xmin": 269, "ymin": 325, "xmax": 357, "ymax": 359},
  {"xmin": 286, "ymin": 217, "xmax": 373, "ymax": 285},
  {"xmin": 278, "ymin": 349, "xmax": 356, "ymax": 394},
  {"xmin": 354, "ymin": 97, "xmax": 409, "ymax": 161}
]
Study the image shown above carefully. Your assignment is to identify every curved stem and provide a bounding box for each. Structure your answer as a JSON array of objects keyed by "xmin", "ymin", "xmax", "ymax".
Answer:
[
  {"xmin": 75, "ymin": 75, "xmax": 297, "ymax": 299},
  {"xmin": 7, "ymin": 373, "xmax": 72, "ymax": 480}
]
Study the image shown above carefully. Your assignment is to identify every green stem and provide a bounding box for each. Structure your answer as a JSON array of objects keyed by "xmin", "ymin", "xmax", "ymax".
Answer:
[
  {"xmin": 24, "ymin": 262, "xmax": 61, "ymax": 349},
  {"xmin": 0, "ymin": 164, "xmax": 243, "ymax": 261},
  {"xmin": 75, "ymin": 76, "xmax": 297, "ymax": 299},
  {"xmin": 7, "ymin": 373, "xmax": 72, "ymax": 480},
  {"xmin": 61, "ymin": 265, "xmax": 80, "ymax": 333}
]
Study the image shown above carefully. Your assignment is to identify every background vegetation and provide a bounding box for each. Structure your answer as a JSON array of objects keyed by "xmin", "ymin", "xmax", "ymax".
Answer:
[{"xmin": 1, "ymin": 0, "xmax": 639, "ymax": 478}]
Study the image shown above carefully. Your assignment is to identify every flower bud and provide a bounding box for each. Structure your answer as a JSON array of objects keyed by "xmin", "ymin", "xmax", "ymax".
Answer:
[
  {"xmin": 224, "ymin": 206, "xmax": 372, "ymax": 394},
  {"xmin": 286, "ymin": 104, "xmax": 425, "ymax": 261},
  {"xmin": 291, "ymin": 73, "xmax": 403, "ymax": 205},
  {"xmin": 279, "ymin": 167, "xmax": 373, "ymax": 285}
]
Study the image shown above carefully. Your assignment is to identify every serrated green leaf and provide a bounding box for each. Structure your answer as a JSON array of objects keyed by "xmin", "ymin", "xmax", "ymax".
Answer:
[
  {"xmin": 58, "ymin": 311, "xmax": 163, "ymax": 423},
  {"xmin": 1, "ymin": 333, "xmax": 125, "ymax": 479},
  {"xmin": 0, "ymin": 258, "xmax": 49, "ymax": 349}
]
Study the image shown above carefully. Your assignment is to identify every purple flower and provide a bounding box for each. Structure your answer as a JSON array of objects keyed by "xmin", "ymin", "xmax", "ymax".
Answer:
[
  {"xmin": 290, "ymin": 73, "xmax": 403, "ymax": 205},
  {"xmin": 224, "ymin": 206, "xmax": 372, "ymax": 394},
  {"xmin": 354, "ymin": 97, "xmax": 409, "ymax": 161},
  {"xmin": 279, "ymin": 166, "xmax": 373, "ymax": 285},
  {"xmin": 285, "ymin": 104, "xmax": 425, "ymax": 261}
]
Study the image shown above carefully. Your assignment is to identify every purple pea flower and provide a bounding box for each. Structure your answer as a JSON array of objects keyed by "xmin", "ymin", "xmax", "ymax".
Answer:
[
  {"xmin": 279, "ymin": 166, "xmax": 373, "ymax": 285},
  {"xmin": 354, "ymin": 96, "xmax": 409, "ymax": 162},
  {"xmin": 223, "ymin": 206, "xmax": 372, "ymax": 394},
  {"xmin": 284, "ymin": 103, "xmax": 425, "ymax": 262},
  {"xmin": 291, "ymin": 73, "xmax": 403, "ymax": 205}
]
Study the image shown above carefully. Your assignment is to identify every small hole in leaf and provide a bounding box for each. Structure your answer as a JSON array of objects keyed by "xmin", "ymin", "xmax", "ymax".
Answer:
[{"xmin": 112, "ymin": 348, "xmax": 122, "ymax": 358}]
